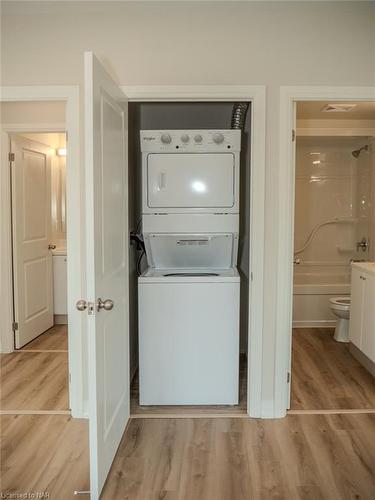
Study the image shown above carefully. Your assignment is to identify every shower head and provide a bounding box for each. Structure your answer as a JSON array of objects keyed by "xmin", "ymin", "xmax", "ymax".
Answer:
[{"xmin": 352, "ymin": 145, "xmax": 369, "ymax": 158}]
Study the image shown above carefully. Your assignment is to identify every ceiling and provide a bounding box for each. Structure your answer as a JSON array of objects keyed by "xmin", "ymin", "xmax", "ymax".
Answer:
[{"xmin": 297, "ymin": 101, "xmax": 375, "ymax": 120}]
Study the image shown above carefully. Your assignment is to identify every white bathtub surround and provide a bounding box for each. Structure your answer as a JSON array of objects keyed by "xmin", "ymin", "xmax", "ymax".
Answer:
[{"xmin": 293, "ymin": 136, "xmax": 372, "ymax": 327}]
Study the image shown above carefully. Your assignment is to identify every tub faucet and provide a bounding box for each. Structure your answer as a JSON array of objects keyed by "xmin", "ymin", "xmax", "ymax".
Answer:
[{"xmin": 356, "ymin": 237, "xmax": 368, "ymax": 252}]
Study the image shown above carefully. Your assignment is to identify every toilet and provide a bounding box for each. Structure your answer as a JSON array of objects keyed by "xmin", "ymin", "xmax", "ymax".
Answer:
[{"xmin": 329, "ymin": 297, "xmax": 351, "ymax": 342}]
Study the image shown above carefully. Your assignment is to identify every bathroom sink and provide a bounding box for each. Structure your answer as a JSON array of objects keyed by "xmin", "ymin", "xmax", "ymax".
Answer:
[{"xmin": 351, "ymin": 262, "xmax": 375, "ymax": 277}]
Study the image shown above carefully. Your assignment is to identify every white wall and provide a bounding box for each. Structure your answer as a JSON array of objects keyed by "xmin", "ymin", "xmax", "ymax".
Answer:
[
  {"xmin": 2, "ymin": 1, "xmax": 374, "ymax": 413},
  {"xmin": 0, "ymin": 101, "xmax": 66, "ymax": 124}
]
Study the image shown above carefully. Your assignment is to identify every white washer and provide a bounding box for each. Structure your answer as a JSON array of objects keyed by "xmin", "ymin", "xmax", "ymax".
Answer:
[{"xmin": 139, "ymin": 268, "xmax": 240, "ymax": 405}]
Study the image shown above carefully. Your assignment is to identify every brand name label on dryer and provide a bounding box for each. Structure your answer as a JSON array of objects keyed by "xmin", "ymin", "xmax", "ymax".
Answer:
[{"xmin": 176, "ymin": 239, "xmax": 209, "ymax": 246}]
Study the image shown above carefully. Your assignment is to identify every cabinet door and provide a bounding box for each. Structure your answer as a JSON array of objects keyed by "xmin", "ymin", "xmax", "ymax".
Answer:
[
  {"xmin": 349, "ymin": 268, "xmax": 365, "ymax": 349},
  {"xmin": 362, "ymin": 274, "xmax": 375, "ymax": 363}
]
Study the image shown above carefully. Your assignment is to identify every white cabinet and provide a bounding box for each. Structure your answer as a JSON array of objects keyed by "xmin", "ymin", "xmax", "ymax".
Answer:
[
  {"xmin": 53, "ymin": 255, "xmax": 67, "ymax": 315},
  {"xmin": 362, "ymin": 275, "xmax": 375, "ymax": 363},
  {"xmin": 349, "ymin": 268, "xmax": 365, "ymax": 349},
  {"xmin": 349, "ymin": 265, "xmax": 375, "ymax": 363}
]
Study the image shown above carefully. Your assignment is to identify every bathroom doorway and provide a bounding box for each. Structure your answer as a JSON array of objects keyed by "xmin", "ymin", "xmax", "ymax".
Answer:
[
  {"xmin": 290, "ymin": 100, "xmax": 375, "ymax": 410},
  {"xmin": 10, "ymin": 132, "xmax": 68, "ymax": 348},
  {"xmin": 0, "ymin": 100, "xmax": 72, "ymax": 413}
]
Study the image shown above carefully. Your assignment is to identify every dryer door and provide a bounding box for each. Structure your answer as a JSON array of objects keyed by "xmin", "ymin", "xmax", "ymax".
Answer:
[{"xmin": 147, "ymin": 153, "xmax": 235, "ymax": 209}]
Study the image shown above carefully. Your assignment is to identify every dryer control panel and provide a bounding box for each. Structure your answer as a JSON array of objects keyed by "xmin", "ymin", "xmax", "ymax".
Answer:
[{"xmin": 140, "ymin": 129, "xmax": 241, "ymax": 153}]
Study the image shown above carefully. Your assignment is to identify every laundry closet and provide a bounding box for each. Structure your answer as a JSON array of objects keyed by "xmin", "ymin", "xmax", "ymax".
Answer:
[{"xmin": 127, "ymin": 102, "xmax": 252, "ymax": 412}]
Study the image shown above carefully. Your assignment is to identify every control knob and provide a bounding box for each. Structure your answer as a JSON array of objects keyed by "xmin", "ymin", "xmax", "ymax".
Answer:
[
  {"xmin": 194, "ymin": 134, "xmax": 203, "ymax": 143},
  {"xmin": 160, "ymin": 134, "xmax": 172, "ymax": 144},
  {"xmin": 181, "ymin": 134, "xmax": 190, "ymax": 143},
  {"xmin": 213, "ymin": 133, "xmax": 224, "ymax": 144}
]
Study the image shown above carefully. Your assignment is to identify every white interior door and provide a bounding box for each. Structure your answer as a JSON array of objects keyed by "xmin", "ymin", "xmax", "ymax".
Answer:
[
  {"xmin": 84, "ymin": 52, "xmax": 129, "ymax": 499},
  {"xmin": 11, "ymin": 136, "xmax": 54, "ymax": 348}
]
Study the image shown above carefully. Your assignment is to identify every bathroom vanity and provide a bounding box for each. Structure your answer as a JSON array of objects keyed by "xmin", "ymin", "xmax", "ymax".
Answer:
[
  {"xmin": 349, "ymin": 262, "xmax": 375, "ymax": 376},
  {"xmin": 52, "ymin": 247, "xmax": 68, "ymax": 323}
]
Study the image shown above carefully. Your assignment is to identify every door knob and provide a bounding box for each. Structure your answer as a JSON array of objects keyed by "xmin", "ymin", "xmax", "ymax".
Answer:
[
  {"xmin": 97, "ymin": 298, "xmax": 114, "ymax": 311},
  {"xmin": 76, "ymin": 299, "xmax": 88, "ymax": 311},
  {"xmin": 48, "ymin": 244, "xmax": 57, "ymax": 250}
]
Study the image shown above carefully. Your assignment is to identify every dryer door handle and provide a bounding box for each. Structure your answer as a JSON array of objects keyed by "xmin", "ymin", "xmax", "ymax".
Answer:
[{"xmin": 158, "ymin": 172, "xmax": 167, "ymax": 190}]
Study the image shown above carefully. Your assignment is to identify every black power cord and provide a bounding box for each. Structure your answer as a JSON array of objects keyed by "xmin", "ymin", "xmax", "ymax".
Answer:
[
  {"xmin": 130, "ymin": 230, "xmax": 146, "ymax": 276},
  {"xmin": 136, "ymin": 249, "xmax": 146, "ymax": 276}
]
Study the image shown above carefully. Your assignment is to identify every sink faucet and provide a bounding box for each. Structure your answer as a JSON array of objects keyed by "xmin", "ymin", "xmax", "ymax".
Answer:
[{"xmin": 356, "ymin": 237, "xmax": 368, "ymax": 252}]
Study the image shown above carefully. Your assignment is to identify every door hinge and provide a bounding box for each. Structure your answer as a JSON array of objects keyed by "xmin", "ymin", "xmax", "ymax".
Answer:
[
  {"xmin": 292, "ymin": 129, "xmax": 296, "ymax": 142},
  {"xmin": 287, "ymin": 372, "xmax": 291, "ymax": 383},
  {"xmin": 12, "ymin": 321, "xmax": 18, "ymax": 331},
  {"xmin": 9, "ymin": 152, "xmax": 15, "ymax": 162}
]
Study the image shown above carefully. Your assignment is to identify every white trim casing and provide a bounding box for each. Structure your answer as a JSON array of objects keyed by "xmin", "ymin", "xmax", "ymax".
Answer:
[
  {"xmin": 0, "ymin": 86, "xmax": 85, "ymax": 418},
  {"xmin": 0, "ymin": 130, "xmax": 13, "ymax": 353},
  {"xmin": 122, "ymin": 85, "xmax": 266, "ymax": 418},
  {"xmin": 276, "ymin": 86, "xmax": 375, "ymax": 418}
]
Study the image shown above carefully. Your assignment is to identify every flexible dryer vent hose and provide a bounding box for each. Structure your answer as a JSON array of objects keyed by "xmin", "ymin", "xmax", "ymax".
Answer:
[{"xmin": 231, "ymin": 103, "xmax": 249, "ymax": 129}]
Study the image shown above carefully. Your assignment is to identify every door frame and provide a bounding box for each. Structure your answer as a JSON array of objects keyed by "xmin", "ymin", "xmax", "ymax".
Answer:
[
  {"xmin": 275, "ymin": 85, "xmax": 375, "ymax": 417},
  {"xmin": 0, "ymin": 86, "xmax": 86, "ymax": 418},
  {"xmin": 122, "ymin": 85, "xmax": 266, "ymax": 418}
]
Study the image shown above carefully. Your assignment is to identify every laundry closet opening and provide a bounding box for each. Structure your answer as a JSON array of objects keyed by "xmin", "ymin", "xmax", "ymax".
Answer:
[{"xmin": 127, "ymin": 101, "xmax": 251, "ymax": 416}]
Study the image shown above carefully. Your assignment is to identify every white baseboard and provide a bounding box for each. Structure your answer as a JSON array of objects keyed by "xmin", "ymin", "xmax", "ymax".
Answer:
[
  {"xmin": 293, "ymin": 320, "xmax": 336, "ymax": 328},
  {"xmin": 54, "ymin": 314, "xmax": 68, "ymax": 325}
]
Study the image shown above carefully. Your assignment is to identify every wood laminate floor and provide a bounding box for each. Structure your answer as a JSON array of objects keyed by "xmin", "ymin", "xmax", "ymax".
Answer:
[
  {"xmin": 0, "ymin": 351, "xmax": 69, "ymax": 411},
  {"xmin": 291, "ymin": 328, "xmax": 375, "ymax": 410},
  {"xmin": 2, "ymin": 413, "xmax": 375, "ymax": 500},
  {"xmin": 102, "ymin": 413, "xmax": 375, "ymax": 500},
  {"xmin": 0, "ymin": 414, "xmax": 89, "ymax": 499},
  {"xmin": 1, "ymin": 325, "xmax": 69, "ymax": 411},
  {"xmin": 20, "ymin": 324, "xmax": 68, "ymax": 351},
  {"xmin": 130, "ymin": 354, "xmax": 247, "ymax": 417}
]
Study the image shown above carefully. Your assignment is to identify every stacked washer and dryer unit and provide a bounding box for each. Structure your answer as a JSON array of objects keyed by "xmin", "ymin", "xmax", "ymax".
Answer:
[{"xmin": 138, "ymin": 129, "xmax": 241, "ymax": 405}]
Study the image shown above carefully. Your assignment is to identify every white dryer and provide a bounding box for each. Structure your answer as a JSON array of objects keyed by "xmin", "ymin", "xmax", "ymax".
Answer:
[{"xmin": 138, "ymin": 130, "xmax": 241, "ymax": 405}]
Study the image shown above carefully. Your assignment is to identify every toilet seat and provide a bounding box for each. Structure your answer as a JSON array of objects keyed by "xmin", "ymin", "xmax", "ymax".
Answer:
[{"xmin": 329, "ymin": 296, "xmax": 351, "ymax": 311}]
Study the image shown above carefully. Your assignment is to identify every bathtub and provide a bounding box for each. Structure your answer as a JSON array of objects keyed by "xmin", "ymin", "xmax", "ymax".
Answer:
[{"xmin": 293, "ymin": 270, "xmax": 351, "ymax": 328}]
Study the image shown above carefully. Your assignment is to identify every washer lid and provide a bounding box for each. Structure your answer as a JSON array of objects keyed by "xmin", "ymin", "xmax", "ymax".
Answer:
[
  {"xmin": 139, "ymin": 267, "xmax": 240, "ymax": 283},
  {"xmin": 144, "ymin": 233, "xmax": 237, "ymax": 269}
]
